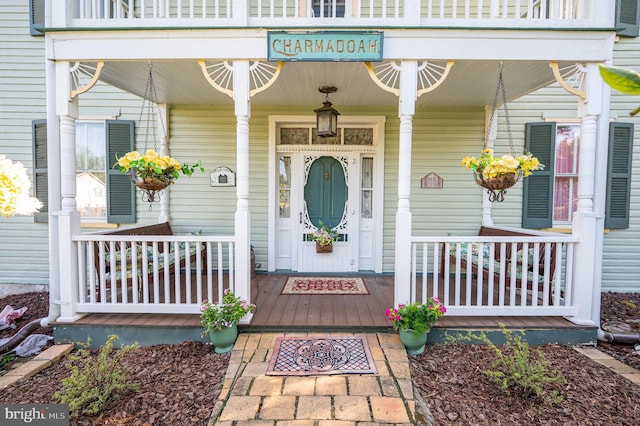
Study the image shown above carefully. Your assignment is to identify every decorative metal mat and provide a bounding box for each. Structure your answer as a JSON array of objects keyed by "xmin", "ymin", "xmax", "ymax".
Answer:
[
  {"xmin": 281, "ymin": 277, "xmax": 369, "ymax": 295},
  {"xmin": 266, "ymin": 336, "xmax": 377, "ymax": 376}
]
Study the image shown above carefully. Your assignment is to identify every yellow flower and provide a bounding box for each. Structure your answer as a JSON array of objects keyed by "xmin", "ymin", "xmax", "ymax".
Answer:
[{"xmin": 0, "ymin": 155, "xmax": 42, "ymax": 217}]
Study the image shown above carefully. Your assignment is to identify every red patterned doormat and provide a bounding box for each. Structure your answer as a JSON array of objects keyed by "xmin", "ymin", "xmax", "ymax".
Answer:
[
  {"xmin": 281, "ymin": 277, "xmax": 369, "ymax": 295},
  {"xmin": 266, "ymin": 336, "xmax": 377, "ymax": 376}
]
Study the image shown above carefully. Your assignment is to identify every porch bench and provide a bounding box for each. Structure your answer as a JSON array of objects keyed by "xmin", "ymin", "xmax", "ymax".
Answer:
[
  {"xmin": 93, "ymin": 222, "xmax": 203, "ymax": 285},
  {"xmin": 442, "ymin": 226, "xmax": 558, "ymax": 304}
]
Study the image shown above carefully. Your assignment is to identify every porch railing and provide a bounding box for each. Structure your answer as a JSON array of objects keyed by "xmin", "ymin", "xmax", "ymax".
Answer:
[
  {"xmin": 60, "ymin": 1, "xmax": 612, "ymax": 29},
  {"xmin": 73, "ymin": 233, "xmax": 235, "ymax": 314},
  {"xmin": 410, "ymin": 231, "xmax": 579, "ymax": 317}
]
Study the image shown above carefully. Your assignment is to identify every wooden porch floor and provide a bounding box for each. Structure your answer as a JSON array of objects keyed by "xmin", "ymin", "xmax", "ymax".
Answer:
[{"xmin": 66, "ymin": 274, "xmax": 588, "ymax": 331}]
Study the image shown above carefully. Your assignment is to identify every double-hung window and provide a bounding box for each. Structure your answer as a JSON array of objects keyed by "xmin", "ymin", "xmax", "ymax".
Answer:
[
  {"xmin": 523, "ymin": 122, "xmax": 634, "ymax": 229},
  {"xmin": 32, "ymin": 119, "xmax": 136, "ymax": 224}
]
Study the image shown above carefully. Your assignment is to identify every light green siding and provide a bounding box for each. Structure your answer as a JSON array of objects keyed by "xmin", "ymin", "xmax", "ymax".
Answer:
[
  {"xmin": 602, "ymin": 37, "xmax": 640, "ymax": 292},
  {"xmin": 0, "ymin": 3, "xmax": 48, "ymax": 287},
  {"xmin": 0, "ymin": 4, "xmax": 144, "ymax": 288}
]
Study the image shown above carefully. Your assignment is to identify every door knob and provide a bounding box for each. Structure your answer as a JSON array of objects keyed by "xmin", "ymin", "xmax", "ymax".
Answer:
[{"xmin": 299, "ymin": 212, "xmax": 303, "ymax": 224}]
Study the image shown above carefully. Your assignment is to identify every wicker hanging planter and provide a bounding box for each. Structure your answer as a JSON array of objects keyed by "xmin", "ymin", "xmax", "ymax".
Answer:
[
  {"xmin": 129, "ymin": 172, "xmax": 172, "ymax": 203},
  {"xmin": 473, "ymin": 171, "xmax": 522, "ymax": 203}
]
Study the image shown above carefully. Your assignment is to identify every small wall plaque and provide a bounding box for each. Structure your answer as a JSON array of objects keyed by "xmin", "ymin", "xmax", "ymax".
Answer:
[
  {"xmin": 211, "ymin": 166, "xmax": 236, "ymax": 187},
  {"xmin": 421, "ymin": 172, "xmax": 443, "ymax": 189}
]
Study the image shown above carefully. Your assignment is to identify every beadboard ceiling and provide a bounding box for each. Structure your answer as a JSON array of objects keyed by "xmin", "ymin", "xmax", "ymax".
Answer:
[{"xmin": 96, "ymin": 59, "xmax": 564, "ymax": 108}]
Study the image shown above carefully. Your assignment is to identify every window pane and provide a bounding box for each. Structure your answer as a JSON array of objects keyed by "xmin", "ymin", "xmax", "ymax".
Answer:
[
  {"xmin": 361, "ymin": 190, "xmax": 372, "ymax": 219},
  {"xmin": 312, "ymin": 128, "xmax": 341, "ymax": 144},
  {"xmin": 361, "ymin": 157, "xmax": 373, "ymax": 218},
  {"xmin": 345, "ymin": 128, "xmax": 373, "ymax": 145},
  {"xmin": 555, "ymin": 125, "xmax": 579, "ymax": 174},
  {"xmin": 280, "ymin": 128, "xmax": 309, "ymax": 145},
  {"xmin": 279, "ymin": 156, "xmax": 291, "ymax": 218},
  {"xmin": 76, "ymin": 121, "xmax": 106, "ymax": 219},
  {"xmin": 553, "ymin": 176, "xmax": 578, "ymax": 223}
]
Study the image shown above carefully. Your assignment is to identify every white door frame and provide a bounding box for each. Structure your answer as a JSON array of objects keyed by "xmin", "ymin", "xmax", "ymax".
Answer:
[{"xmin": 267, "ymin": 115, "xmax": 386, "ymax": 273}]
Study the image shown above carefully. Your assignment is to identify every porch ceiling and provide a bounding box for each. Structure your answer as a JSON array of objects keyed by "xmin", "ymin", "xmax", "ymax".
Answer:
[{"xmin": 96, "ymin": 59, "xmax": 566, "ymax": 108}]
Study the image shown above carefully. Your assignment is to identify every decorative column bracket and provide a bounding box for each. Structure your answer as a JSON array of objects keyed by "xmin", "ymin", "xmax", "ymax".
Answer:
[
  {"xmin": 70, "ymin": 61, "xmax": 105, "ymax": 99},
  {"xmin": 198, "ymin": 60, "xmax": 283, "ymax": 98},
  {"xmin": 365, "ymin": 60, "xmax": 454, "ymax": 97},
  {"xmin": 549, "ymin": 61, "xmax": 587, "ymax": 99}
]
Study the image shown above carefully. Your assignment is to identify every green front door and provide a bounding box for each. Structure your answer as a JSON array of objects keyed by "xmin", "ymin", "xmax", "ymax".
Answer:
[{"xmin": 304, "ymin": 156, "xmax": 347, "ymax": 229}]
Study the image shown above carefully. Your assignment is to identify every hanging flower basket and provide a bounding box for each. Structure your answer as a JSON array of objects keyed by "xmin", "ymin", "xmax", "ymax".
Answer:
[
  {"xmin": 463, "ymin": 150, "xmax": 541, "ymax": 202},
  {"xmin": 116, "ymin": 150, "xmax": 203, "ymax": 204}
]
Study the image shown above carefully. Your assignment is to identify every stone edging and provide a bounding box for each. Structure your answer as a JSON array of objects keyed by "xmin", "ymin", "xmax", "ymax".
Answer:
[
  {"xmin": 0, "ymin": 344, "xmax": 74, "ymax": 389},
  {"xmin": 574, "ymin": 347, "xmax": 640, "ymax": 385}
]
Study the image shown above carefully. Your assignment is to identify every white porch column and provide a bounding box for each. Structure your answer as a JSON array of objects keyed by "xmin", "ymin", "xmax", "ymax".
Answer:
[
  {"xmin": 158, "ymin": 103, "xmax": 170, "ymax": 223},
  {"xmin": 482, "ymin": 105, "xmax": 496, "ymax": 226},
  {"xmin": 394, "ymin": 60, "xmax": 417, "ymax": 306},
  {"xmin": 571, "ymin": 63, "xmax": 607, "ymax": 326},
  {"xmin": 55, "ymin": 61, "xmax": 82, "ymax": 322},
  {"xmin": 42, "ymin": 4, "xmax": 61, "ymax": 326},
  {"xmin": 233, "ymin": 60, "xmax": 252, "ymax": 315}
]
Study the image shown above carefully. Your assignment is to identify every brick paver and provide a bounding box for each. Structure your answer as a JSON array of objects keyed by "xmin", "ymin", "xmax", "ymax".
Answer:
[
  {"xmin": 296, "ymin": 396, "xmax": 332, "ymax": 420},
  {"xmin": 333, "ymin": 396, "xmax": 371, "ymax": 421},
  {"xmin": 218, "ymin": 396, "xmax": 261, "ymax": 422},
  {"xmin": 370, "ymin": 396, "xmax": 411, "ymax": 423},
  {"xmin": 259, "ymin": 395, "xmax": 296, "ymax": 420},
  {"xmin": 283, "ymin": 376, "xmax": 316, "ymax": 395},
  {"xmin": 249, "ymin": 376, "xmax": 283, "ymax": 396},
  {"xmin": 315, "ymin": 376, "xmax": 347, "ymax": 395},
  {"xmin": 347, "ymin": 376, "xmax": 381, "ymax": 396}
]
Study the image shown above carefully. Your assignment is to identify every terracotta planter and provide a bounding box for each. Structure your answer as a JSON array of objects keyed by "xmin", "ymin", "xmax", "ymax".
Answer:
[
  {"xmin": 208, "ymin": 322, "xmax": 238, "ymax": 353},
  {"xmin": 316, "ymin": 242, "xmax": 333, "ymax": 253},
  {"xmin": 399, "ymin": 328, "xmax": 428, "ymax": 355}
]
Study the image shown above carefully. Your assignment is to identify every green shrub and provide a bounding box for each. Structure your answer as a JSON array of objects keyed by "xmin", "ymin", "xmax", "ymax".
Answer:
[
  {"xmin": 55, "ymin": 335, "xmax": 139, "ymax": 417},
  {"xmin": 0, "ymin": 351, "xmax": 16, "ymax": 372},
  {"xmin": 448, "ymin": 324, "xmax": 565, "ymax": 404}
]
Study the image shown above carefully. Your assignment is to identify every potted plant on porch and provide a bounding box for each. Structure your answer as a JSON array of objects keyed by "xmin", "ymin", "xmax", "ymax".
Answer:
[
  {"xmin": 385, "ymin": 297, "xmax": 447, "ymax": 355},
  {"xmin": 310, "ymin": 221, "xmax": 339, "ymax": 253},
  {"xmin": 200, "ymin": 289, "xmax": 256, "ymax": 353}
]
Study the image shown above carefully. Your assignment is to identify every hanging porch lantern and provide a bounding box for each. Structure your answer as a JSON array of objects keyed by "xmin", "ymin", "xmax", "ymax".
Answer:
[{"xmin": 314, "ymin": 86, "xmax": 340, "ymax": 137}]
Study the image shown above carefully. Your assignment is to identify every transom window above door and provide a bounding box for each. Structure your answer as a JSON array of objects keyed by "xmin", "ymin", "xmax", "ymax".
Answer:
[{"xmin": 279, "ymin": 127, "xmax": 373, "ymax": 145}]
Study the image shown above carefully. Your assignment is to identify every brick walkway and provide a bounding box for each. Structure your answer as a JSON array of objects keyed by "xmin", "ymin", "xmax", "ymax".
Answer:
[{"xmin": 209, "ymin": 332, "xmax": 416, "ymax": 425}]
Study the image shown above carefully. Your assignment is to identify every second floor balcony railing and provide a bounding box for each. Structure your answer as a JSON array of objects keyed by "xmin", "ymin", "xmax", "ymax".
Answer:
[{"xmin": 55, "ymin": 0, "xmax": 614, "ymax": 30}]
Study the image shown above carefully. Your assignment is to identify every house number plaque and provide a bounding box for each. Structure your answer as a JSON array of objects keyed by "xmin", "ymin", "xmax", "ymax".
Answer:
[{"xmin": 210, "ymin": 166, "xmax": 236, "ymax": 187}]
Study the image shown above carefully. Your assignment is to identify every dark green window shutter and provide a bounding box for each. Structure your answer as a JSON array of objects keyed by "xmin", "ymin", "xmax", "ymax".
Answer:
[
  {"xmin": 605, "ymin": 122, "xmax": 634, "ymax": 229},
  {"xmin": 522, "ymin": 122, "xmax": 555, "ymax": 229},
  {"xmin": 29, "ymin": 0, "xmax": 45, "ymax": 36},
  {"xmin": 616, "ymin": 0, "xmax": 640, "ymax": 37},
  {"xmin": 32, "ymin": 120, "xmax": 48, "ymax": 223},
  {"xmin": 106, "ymin": 120, "xmax": 136, "ymax": 223}
]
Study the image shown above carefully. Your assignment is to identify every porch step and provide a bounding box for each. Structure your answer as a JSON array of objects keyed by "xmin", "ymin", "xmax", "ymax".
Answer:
[{"xmin": 53, "ymin": 314, "xmax": 597, "ymax": 348}]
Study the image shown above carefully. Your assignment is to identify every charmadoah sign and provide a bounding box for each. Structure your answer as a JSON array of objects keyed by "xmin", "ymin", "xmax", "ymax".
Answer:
[{"xmin": 268, "ymin": 31, "xmax": 383, "ymax": 62}]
